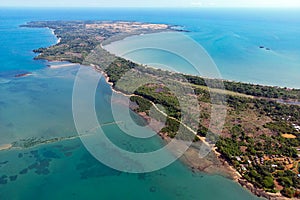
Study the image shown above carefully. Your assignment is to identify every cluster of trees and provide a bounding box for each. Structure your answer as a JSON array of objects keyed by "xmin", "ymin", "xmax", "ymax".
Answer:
[
  {"xmin": 129, "ymin": 96, "xmax": 152, "ymax": 113},
  {"xmin": 130, "ymin": 93, "xmax": 194, "ymax": 141},
  {"xmin": 184, "ymin": 74, "xmax": 300, "ymax": 100},
  {"xmin": 216, "ymin": 133, "xmax": 300, "ymax": 197},
  {"xmin": 216, "ymin": 138, "xmax": 242, "ymax": 160},
  {"xmin": 134, "ymin": 85, "xmax": 181, "ymax": 119},
  {"xmin": 264, "ymin": 122, "xmax": 296, "ymax": 134},
  {"xmin": 243, "ymin": 166, "xmax": 275, "ymax": 191},
  {"xmin": 224, "ymin": 81, "xmax": 300, "ymax": 100},
  {"xmin": 105, "ymin": 58, "xmax": 137, "ymax": 86},
  {"xmin": 276, "ymin": 171, "xmax": 300, "ymax": 197},
  {"xmin": 214, "ymin": 93, "xmax": 300, "ymax": 197},
  {"xmin": 194, "ymin": 85, "xmax": 300, "ymax": 121},
  {"xmin": 253, "ymin": 98, "xmax": 300, "ymax": 122},
  {"xmin": 212, "ymin": 87, "xmax": 300, "ymax": 124}
]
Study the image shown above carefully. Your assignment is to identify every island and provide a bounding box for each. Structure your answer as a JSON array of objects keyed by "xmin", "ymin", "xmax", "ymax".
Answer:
[{"xmin": 21, "ymin": 20, "xmax": 300, "ymax": 199}]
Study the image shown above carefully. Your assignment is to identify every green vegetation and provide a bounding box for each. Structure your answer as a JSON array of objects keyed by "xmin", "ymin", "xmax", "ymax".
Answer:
[
  {"xmin": 105, "ymin": 58, "xmax": 138, "ymax": 86},
  {"xmin": 134, "ymin": 84, "xmax": 181, "ymax": 119},
  {"xmin": 23, "ymin": 21, "xmax": 105, "ymax": 63},
  {"xmin": 22, "ymin": 21, "xmax": 173, "ymax": 64},
  {"xmin": 125, "ymin": 65, "xmax": 300, "ymax": 197},
  {"xmin": 215, "ymin": 95, "xmax": 300, "ymax": 197},
  {"xmin": 25, "ymin": 20, "xmax": 300, "ymax": 198},
  {"xmin": 130, "ymin": 96, "xmax": 152, "ymax": 113},
  {"xmin": 185, "ymin": 74, "xmax": 300, "ymax": 101}
]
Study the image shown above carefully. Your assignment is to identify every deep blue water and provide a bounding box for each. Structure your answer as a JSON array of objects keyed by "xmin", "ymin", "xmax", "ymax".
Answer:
[{"xmin": 1, "ymin": 8, "xmax": 299, "ymax": 199}]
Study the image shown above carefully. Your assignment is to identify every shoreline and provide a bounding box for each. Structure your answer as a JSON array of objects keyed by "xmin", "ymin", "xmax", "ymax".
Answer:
[
  {"xmin": 129, "ymin": 99, "xmax": 288, "ymax": 200},
  {"xmin": 48, "ymin": 27, "xmax": 61, "ymax": 45},
  {"xmin": 48, "ymin": 63, "xmax": 78, "ymax": 69},
  {"xmin": 23, "ymin": 21, "xmax": 296, "ymax": 199},
  {"xmin": 0, "ymin": 144, "xmax": 12, "ymax": 151},
  {"xmin": 9, "ymin": 54, "xmax": 248, "ymax": 195},
  {"xmin": 102, "ymin": 32, "xmax": 300, "ymax": 90},
  {"xmin": 98, "ymin": 37, "xmax": 290, "ymax": 200},
  {"xmin": 44, "ymin": 22, "xmax": 300, "ymax": 91},
  {"xmin": 94, "ymin": 61, "xmax": 285, "ymax": 199},
  {"xmin": 10, "ymin": 58, "xmax": 291, "ymax": 200}
]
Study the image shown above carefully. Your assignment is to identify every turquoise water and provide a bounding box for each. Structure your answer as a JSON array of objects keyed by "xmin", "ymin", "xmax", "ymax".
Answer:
[
  {"xmin": 0, "ymin": 63, "xmax": 261, "ymax": 199},
  {"xmin": 1, "ymin": 8, "xmax": 300, "ymax": 87},
  {"xmin": 104, "ymin": 30, "xmax": 300, "ymax": 89},
  {"xmin": 2, "ymin": 8, "xmax": 297, "ymax": 199},
  {"xmin": 0, "ymin": 138, "xmax": 260, "ymax": 200},
  {"xmin": 104, "ymin": 10, "xmax": 300, "ymax": 88}
]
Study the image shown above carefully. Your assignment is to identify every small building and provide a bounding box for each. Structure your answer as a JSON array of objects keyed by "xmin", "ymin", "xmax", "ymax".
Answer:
[
  {"xmin": 293, "ymin": 124, "xmax": 300, "ymax": 131},
  {"xmin": 241, "ymin": 165, "xmax": 247, "ymax": 171}
]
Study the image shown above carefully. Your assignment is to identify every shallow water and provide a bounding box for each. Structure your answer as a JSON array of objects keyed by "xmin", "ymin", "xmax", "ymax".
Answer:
[
  {"xmin": 0, "ymin": 64, "xmax": 262, "ymax": 199},
  {"xmin": 1, "ymin": 8, "xmax": 292, "ymax": 199}
]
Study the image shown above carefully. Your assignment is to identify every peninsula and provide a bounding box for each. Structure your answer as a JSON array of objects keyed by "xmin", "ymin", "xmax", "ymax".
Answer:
[{"xmin": 21, "ymin": 20, "xmax": 300, "ymax": 199}]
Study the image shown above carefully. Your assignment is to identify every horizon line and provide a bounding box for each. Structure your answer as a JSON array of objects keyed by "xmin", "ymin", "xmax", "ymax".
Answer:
[{"xmin": 1, "ymin": 6, "xmax": 300, "ymax": 9}]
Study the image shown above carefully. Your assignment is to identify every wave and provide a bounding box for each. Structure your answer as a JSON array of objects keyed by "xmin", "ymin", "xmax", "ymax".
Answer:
[{"xmin": 0, "ymin": 77, "xmax": 11, "ymax": 84}]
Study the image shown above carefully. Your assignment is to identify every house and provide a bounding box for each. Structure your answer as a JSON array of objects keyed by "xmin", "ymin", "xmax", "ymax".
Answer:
[{"xmin": 236, "ymin": 156, "xmax": 242, "ymax": 162}]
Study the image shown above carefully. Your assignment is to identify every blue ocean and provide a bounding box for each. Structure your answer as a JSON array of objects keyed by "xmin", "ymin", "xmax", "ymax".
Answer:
[{"xmin": 1, "ymin": 7, "xmax": 299, "ymax": 199}]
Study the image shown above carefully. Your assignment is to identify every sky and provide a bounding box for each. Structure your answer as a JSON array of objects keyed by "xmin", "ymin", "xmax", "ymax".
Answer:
[{"xmin": 1, "ymin": 0, "xmax": 300, "ymax": 8}]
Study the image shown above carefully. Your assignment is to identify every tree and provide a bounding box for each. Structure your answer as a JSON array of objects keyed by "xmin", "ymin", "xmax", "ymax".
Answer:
[
  {"xmin": 262, "ymin": 176, "xmax": 274, "ymax": 189},
  {"xmin": 281, "ymin": 188, "xmax": 295, "ymax": 198}
]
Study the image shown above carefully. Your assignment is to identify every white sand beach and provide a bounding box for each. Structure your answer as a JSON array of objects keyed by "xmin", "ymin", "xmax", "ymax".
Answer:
[
  {"xmin": 0, "ymin": 144, "xmax": 12, "ymax": 151},
  {"xmin": 49, "ymin": 63, "xmax": 77, "ymax": 69}
]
